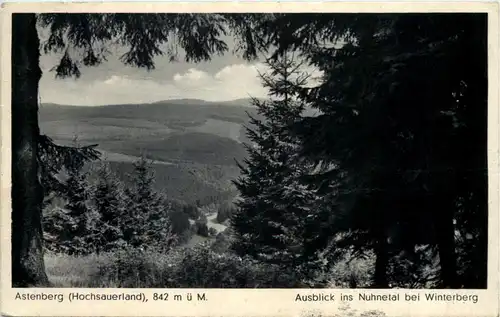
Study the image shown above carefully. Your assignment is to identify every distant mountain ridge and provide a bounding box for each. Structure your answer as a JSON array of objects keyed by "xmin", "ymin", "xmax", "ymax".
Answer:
[
  {"xmin": 39, "ymin": 98, "xmax": 258, "ymax": 204},
  {"xmin": 41, "ymin": 97, "xmax": 264, "ymax": 108}
]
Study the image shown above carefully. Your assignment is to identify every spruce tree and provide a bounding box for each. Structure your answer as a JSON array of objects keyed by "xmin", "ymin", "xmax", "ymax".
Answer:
[
  {"xmin": 92, "ymin": 162, "xmax": 127, "ymax": 252},
  {"xmin": 124, "ymin": 156, "xmax": 176, "ymax": 251},
  {"xmin": 43, "ymin": 138, "xmax": 99, "ymax": 255},
  {"xmin": 64, "ymin": 161, "xmax": 100, "ymax": 254},
  {"xmin": 272, "ymin": 14, "xmax": 488, "ymax": 288},
  {"xmin": 231, "ymin": 54, "xmax": 324, "ymax": 282}
]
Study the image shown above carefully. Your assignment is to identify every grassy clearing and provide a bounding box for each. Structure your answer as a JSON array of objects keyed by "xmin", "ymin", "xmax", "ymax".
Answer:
[
  {"xmin": 45, "ymin": 249, "xmax": 172, "ymax": 288},
  {"xmin": 44, "ymin": 239, "xmax": 436, "ymax": 289},
  {"xmin": 45, "ymin": 246, "xmax": 378, "ymax": 289},
  {"xmin": 45, "ymin": 250, "xmax": 388, "ymax": 315},
  {"xmin": 44, "ymin": 245, "xmax": 309, "ymax": 288},
  {"xmin": 45, "ymin": 252, "xmax": 115, "ymax": 287}
]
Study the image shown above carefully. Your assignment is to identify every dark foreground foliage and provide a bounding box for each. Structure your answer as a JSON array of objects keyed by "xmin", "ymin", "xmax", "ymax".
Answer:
[
  {"xmin": 46, "ymin": 244, "xmax": 307, "ymax": 288},
  {"xmin": 232, "ymin": 14, "xmax": 488, "ymax": 289}
]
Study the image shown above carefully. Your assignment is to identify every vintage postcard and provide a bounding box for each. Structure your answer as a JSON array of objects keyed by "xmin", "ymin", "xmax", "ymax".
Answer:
[{"xmin": 0, "ymin": 1, "xmax": 499, "ymax": 317}]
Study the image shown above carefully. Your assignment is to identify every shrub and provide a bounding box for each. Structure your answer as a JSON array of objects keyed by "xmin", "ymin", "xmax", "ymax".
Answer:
[
  {"xmin": 169, "ymin": 210, "xmax": 191, "ymax": 235},
  {"xmin": 195, "ymin": 214, "xmax": 209, "ymax": 237},
  {"xmin": 80, "ymin": 245, "xmax": 303, "ymax": 288},
  {"xmin": 387, "ymin": 245, "xmax": 440, "ymax": 288},
  {"xmin": 327, "ymin": 251, "xmax": 375, "ymax": 288},
  {"xmin": 200, "ymin": 202, "xmax": 218, "ymax": 215},
  {"xmin": 88, "ymin": 248, "xmax": 171, "ymax": 288},
  {"xmin": 177, "ymin": 228, "xmax": 194, "ymax": 244},
  {"xmin": 208, "ymin": 227, "xmax": 218, "ymax": 237},
  {"xmin": 216, "ymin": 201, "xmax": 236, "ymax": 223},
  {"xmin": 196, "ymin": 222, "xmax": 209, "ymax": 237},
  {"xmin": 211, "ymin": 230, "xmax": 231, "ymax": 254},
  {"xmin": 163, "ymin": 244, "xmax": 302, "ymax": 288},
  {"xmin": 182, "ymin": 204, "xmax": 201, "ymax": 220}
]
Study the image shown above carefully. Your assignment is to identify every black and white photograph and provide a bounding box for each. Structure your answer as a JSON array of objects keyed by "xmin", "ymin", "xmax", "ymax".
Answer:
[{"xmin": 9, "ymin": 11, "xmax": 490, "ymax": 291}]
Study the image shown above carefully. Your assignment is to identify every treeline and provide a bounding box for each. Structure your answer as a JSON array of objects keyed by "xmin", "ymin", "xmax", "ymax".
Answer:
[
  {"xmin": 99, "ymin": 160, "xmax": 239, "ymax": 205},
  {"xmin": 229, "ymin": 14, "xmax": 487, "ymax": 289},
  {"xmin": 42, "ymin": 155, "xmax": 236, "ymax": 256}
]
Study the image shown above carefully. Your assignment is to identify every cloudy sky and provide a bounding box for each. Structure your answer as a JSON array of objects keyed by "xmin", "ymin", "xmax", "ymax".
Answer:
[
  {"xmin": 39, "ymin": 45, "xmax": 272, "ymax": 106},
  {"xmin": 37, "ymin": 28, "xmax": 326, "ymax": 106},
  {"xmin": 38, "ymin": 26, "xmax": 326, "ymax": 106}
]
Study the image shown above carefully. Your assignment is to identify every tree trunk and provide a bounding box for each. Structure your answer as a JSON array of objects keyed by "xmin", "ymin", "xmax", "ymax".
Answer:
[
  {"xmin": 372, "ymin": 233, "xmax": 389, "ymax": 288},
  {"xmin": 434, "ymin": 199, "xmax": 459, "ymax": 288},
  {"xmin": 11, "ymin": 13, "xmax": 49, "ymax": 287}
]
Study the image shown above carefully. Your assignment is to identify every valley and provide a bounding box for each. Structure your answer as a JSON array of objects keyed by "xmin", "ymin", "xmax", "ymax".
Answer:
[{"xmin": 39, "ymin": 98, "xmax": 258, "ymax": 205}]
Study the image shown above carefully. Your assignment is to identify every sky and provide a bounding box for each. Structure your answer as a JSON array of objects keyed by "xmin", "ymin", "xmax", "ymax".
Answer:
[
  {"xmin": 38, "ymin": 35, "xmax": 321, "ymax": 106},
  {"xmin": 40, "ymin": 51, "xmax": 266, "ymax": 105}
]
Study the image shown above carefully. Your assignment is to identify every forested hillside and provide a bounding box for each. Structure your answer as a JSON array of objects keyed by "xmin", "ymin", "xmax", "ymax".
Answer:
[{"xmin": 39, "ymin": 99, "xmax": 255, "ymax": 204}]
